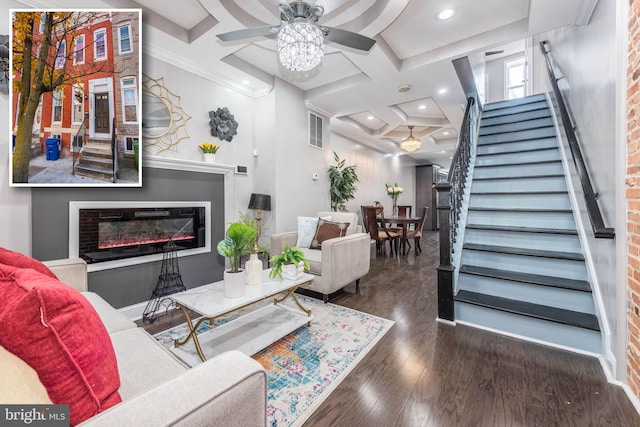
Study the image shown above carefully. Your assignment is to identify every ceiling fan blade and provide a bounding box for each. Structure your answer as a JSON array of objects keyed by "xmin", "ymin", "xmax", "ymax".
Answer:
[
  {"xmin": 323, "ymin": 27, "xmax": 376, "ymax": 51},
  {"xmin": 217, "ymin": 26, "xmax": 278, "ymax": 42}
]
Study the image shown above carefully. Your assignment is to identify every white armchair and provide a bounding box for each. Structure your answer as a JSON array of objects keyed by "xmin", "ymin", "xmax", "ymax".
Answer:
[{"xmin": 270, "ymin": 211, "xmax": 371, "ymax": 303}]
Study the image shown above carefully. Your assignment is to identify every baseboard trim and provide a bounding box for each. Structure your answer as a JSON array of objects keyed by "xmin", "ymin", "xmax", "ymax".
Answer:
[{"xmin": 435, "ymin": 317, "xmax": 456, "ymax": 326}]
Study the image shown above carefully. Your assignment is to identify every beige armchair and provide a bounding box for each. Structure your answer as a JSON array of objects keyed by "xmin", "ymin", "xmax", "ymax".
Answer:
[{"xmin": 270, "ymin": 211, "xmax": 371, "ymax": 303}]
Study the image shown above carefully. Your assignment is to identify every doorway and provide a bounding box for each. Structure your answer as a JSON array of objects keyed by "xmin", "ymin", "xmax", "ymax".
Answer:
[{"xmin": 95, "ymin": 92, "xmax": 110, "ymax": 134}]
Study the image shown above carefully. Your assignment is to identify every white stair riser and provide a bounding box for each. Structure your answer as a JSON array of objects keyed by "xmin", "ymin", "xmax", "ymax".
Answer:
[
  {"xmin": 479, "ymin": 127, "xmax": 556, "ymax": 145},
  {"xmin": 483, "ymin": 94, "xmax": 547, "ymax": 112},
  {"xmin": 472, "ymin": 176, "xmax": 567, "ymax": 192},
  {"xmin": 469, "ymin": 192, "xmax": 571, "ymax": 210},
  {"xmin": 477, "ymin": 137, "xmax": 558, "ymax": 155},
  {"xmin": 480, "ymin": 118, "xmax": 555, "ymax": 136},
  {"xmin": 475, "ymin": 162, "xmax": 564, "ymax": 179},
  {"xmin": 481, "ymin": 109, "xmax": 551, "ymax": 127},
  {"xmin": 476, "ymin": 149, "xmax": 560, "ymax": 166},
  {"xmin": 464, "ymin": 229, "xmax": 581, "ymax": 252},
  {"xmin": 461, "ymin": 250, "xmax": 588, "ymax": 281},
  {"xmin": 467, "ymin": 210, "xmax": 576, "ymax": 229},
  {"xmin": 455, "ymin": 302, "xmax": 601, "ymax": 353},
  {"xmin": 457, "ymin": 274, "xmax": 595, "ymax": 314}
]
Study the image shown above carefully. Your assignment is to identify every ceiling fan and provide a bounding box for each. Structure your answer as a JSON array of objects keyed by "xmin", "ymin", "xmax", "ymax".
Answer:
[{"xmin": 216, "ymin": 0, "xmax": 376, "ymax": 72}]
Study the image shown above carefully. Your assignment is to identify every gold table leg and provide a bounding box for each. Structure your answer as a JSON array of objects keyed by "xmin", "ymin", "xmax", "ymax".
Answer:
[
  {"xmin": 173, "ymin": 303, "xmax": 212, "ymax": 362},
  {"xmin": 273, "ymin": 287, "xmax": 312, "ymax": 316}
]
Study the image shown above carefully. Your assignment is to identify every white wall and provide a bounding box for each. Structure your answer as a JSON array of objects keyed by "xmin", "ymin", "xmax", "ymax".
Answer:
[
  {"xmin": 0, "ymin": 1, "xmax": 32, "ymax": 254},
  {"xmin": 532, "ymin": 1, "xmax": 623, "ymax": 379}
]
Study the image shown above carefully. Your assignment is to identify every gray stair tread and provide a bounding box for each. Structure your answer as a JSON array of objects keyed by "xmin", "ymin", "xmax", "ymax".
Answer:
[
  {"xmin": 483, "ymin": 94, "xmax": 547, "ymax": 111},
  {"xmin": 475, "ymin": 159, "xmax": 561, "ymax": 168},
  {"xmin": 480, "ymin": 114, "xmax": 551, "ymax": 129},
  {"xmin": 463, "ymin": 243, "xmax": 584, "ymax": 261},
  {"xmin": 468, "ymin": 207, "xmax": 572, "ymax": 213},
  {"xmin": 477, "ymin": 146, "xmax": 558, "ymax": 156},
  {"xmin": 76, "ymin": 164, "xmax": 114, "ymax": 174},
  {"xmin": 479, "ymin": 124, "xmax": 555, "ymax": 137},
  {"xmin": 473, "ymin": 174, "xmax": 564, "ymax": 181},
  {"xmin": 459, "ymin": 265, "xmax": 590, "ymax": 292},
  {"xmin": 455, "ymin": 290, "xmax": 600, "ymax": 331},
  {"xmin": 465, "ymin": 224, "xmax": 577, "ymax": 235},
  {"xmin": 472, "ymin": 190, "xmax": 568, "ymax": 195}
]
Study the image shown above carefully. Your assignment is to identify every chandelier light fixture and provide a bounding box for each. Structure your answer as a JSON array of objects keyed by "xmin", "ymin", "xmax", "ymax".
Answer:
[
  {"xmin": 278, "ymin": 21, "xmax": 324, "ymax": 72},
  {"xmin": 400, "ymin": 125, "xmax": 421, "ymax": 152}
]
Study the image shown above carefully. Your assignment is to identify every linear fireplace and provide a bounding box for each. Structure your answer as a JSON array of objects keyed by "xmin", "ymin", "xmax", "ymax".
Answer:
[{"xmin": 69, "ymin": 201, "xmax": 211, "ymax": 272}]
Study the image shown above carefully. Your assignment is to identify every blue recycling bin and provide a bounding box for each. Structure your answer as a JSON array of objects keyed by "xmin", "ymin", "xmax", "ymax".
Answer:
[{"xmin": 46, "ymin": 138, "xmax": 60, "ymax": 161}]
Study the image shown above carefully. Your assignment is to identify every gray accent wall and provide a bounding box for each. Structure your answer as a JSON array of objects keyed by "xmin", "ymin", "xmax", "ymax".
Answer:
[{"xmin": 31, "ymin": 167, "xmax": 225, "ymax": 309}]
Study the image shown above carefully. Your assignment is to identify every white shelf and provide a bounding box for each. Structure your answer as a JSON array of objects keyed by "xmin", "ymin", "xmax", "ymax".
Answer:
[{"xmin": 170, "ymin": 304, "xmax": 312, "ymax": 367}]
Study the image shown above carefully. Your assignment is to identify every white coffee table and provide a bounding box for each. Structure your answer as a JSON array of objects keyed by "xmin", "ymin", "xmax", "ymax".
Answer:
[{"xmin": 170, "ymin": 269, "xmax": 314, "ymax": 365}]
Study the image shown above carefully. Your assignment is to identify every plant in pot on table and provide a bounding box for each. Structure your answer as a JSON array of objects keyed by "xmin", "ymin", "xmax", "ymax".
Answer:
[
  {"xmin": 269, "ymin": 244, "xmax": 310, "ymax": 281},
  {"xmin": 217, "ymin": 222, "xmax": 256, "ymax": 297}
]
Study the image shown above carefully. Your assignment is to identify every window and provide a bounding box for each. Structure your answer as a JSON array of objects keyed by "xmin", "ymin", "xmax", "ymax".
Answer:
[
  {"xmin": 55, "ymin": 40, "xmax": 65, "ymax": 68},
  {"xmin": 94, "ymin": 28, "xmax": 107, "ymax": 60},
  {"xmin": 73, "ymin": 84, "xmax": 84, "ymax": 124},
  {"xmin": 39, "ymin": 13, "xmax": 45, "ymax": 33},
  {"xmin": 309, "ymin": 112, "xmax": 323, "ymax": 149},
  {"xmin": 121, "ymin": 77, "xmax": 137, "ymax": 123},
  {"xmin": 118, "ymin": 24, "xmax": 132, "ymax": 54},
  {"xmin": 52, "ymin": 90, "xmax": 62, "ymax": 123},
  {"xmin": 124, "ymin": 137, "xmax": 137, "ymax": 153},
  {"xmin": 505, "ymin": 57, "xmax": 526, "ymax": 100},
  {"xmin": 74, "ymin": 34, "xmax": 84, "ymax": 64}
]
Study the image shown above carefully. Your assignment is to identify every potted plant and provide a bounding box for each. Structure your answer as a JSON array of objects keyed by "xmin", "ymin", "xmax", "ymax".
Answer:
[
  {"xmin": 328, "ymin": 151, "xmax": 359, "ymax": 211},
  {"xmin": 239, "ymin": 212, "xmax": 269, "ymax": 285},
  {"xmin": 199, "ymin": 142, "xmax": 220, "ymax": 163},
  {"xmin": 217, "ymin": 222, "xmax": 256, "ymax": 297},
  {"xmin": 269, "ymin": 244, "xmax": 310, "ymax": 280}
]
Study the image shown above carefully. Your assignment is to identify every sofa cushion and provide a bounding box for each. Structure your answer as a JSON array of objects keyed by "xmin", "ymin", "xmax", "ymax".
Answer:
[
  {"xmin": 0, "ymin": 345, "xmax": 52, "ymax": 404},
  {"xmin": 0, "ymin": 264, "xmax": 122, "ymax": 426},
  {"xmin": 82, "ymin": 292, "xmax": 137, "ymax": 334},
  {"xmin": 300, "ymin": 248, "xmax": 322, "ymax": 275},
  {"xmin": 0, "ymin": 247, "xmax": 57, "ymax": 278},
  {"xmin": 310, "ymin": 219, "xmax": 350, "ymax": 249},
  {"xmin": 316, "ymin": 211, "xmax": 358, "ymax": 235},
  {"xmin": 296, "ymin": 215, "xmax": 331, "ymax": 248}
]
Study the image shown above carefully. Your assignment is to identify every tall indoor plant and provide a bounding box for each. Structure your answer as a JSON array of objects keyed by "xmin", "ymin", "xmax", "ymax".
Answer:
[
  {"xmin": 328, "ymin": 151, "xmax": 359, "ymax": 211},
  {"xmin": 217, "ymin": 222, "xmax": 256, "ymax": 297}
]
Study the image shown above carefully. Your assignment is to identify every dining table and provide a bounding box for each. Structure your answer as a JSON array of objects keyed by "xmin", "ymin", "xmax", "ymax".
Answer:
[{"xmin": 384, "ymin": 216, "xmax": 421, "ymax": 255}]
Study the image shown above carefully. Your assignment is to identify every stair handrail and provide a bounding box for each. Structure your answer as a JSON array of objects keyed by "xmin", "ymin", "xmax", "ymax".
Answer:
[
  {"xmin": 539, "ymin": 40, "xmax": 614, "ymax": 239},
  {"xmin": 72, "ymin": 112, "xmax": 89, "ymax": 176},
  {"xmin": 111, "ymin": 117, "xmax": 118, "ymax": 183},
  {"xmin": 436, "ymin": 96, "xmax": 478, "ymax": 321}
]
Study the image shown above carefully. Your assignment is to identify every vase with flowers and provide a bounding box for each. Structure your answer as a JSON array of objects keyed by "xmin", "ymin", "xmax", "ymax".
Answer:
[
  {"xmin": 385, "ymin": 183, "xmax": 404, "ymax": 216},
  {"xmin": 199, "ymin": 142, "xmax": 220, "ymax": 163}
]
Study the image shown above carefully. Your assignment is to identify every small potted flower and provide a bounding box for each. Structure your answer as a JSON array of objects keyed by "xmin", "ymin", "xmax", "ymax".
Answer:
[
  {"xmin": 199, "ymin": 142, "xmax": 220, "ymax": 163},
  {"xmin": 385, "ymin": 182, "xmax": 404, "ymax": 216},
  {"xmin": 269, "ymin": 244, "xmax": 309, "ymax": 281}
]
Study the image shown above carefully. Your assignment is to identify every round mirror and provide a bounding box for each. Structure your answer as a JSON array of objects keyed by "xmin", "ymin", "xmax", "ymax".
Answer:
[{"xmin": 142, "ymin": 91, "xmax": 171, "ymax": 138}]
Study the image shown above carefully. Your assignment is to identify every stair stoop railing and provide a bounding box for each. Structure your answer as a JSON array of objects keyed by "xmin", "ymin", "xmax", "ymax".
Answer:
[
  {"xmin": 72, "ymin": 113, "xmax": 89, "ymax": 176},
  {"xmin": 111, "ymin": 117, "xmax": 118, "ymax": 183},
  {"xmin": 436, "ymin": 96, "xmax": 478, "ymax": 322},
  {"xmin": 540, "ymin": 40, "xmax": 614, "ymax": 239}
]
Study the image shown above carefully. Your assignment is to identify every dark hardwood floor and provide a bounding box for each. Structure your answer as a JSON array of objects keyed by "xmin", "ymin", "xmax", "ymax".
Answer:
[{"xmin": 139, "ymin": 231, "xmax": 640, "ymax": 426}]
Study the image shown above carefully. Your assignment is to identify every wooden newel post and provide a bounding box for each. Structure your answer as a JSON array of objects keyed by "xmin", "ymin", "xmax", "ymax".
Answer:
[{"xmin": 435, "ymin": 182, "xmax": 454, "ymax": 321}]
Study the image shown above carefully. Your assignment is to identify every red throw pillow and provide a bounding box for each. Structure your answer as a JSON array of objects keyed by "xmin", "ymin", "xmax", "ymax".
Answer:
[
  {"xmin": 309, "ymin": 219, "xmax": 350, "ymax": 249},
  {"xmin": 0, "ymin": 247, "xmax": 57, "ymax": 279},
  {"xmin": 0, "ymin": 264, "xmax": 121, "ymax": 426}
]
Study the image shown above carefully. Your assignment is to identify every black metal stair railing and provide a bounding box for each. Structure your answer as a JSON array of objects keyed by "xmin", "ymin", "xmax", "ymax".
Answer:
[
  {"xmin": 436, "ymin": 96, "xmax": 478, "ymax": 321},
  {"xmin": 540, "ymin": 40, "xmax": 614, "ymax": 239},
  {"xmin": 71, "ymin": 112, "xmax": 88, "ymax": 176},
  {"xmin": 111, "ymin": 117, "xmax": 118, "ymax": 183}
]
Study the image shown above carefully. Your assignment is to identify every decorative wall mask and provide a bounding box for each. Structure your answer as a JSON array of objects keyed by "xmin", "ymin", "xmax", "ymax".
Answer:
[
  {"xmin": 0, "ymin": 35, "xmax": 9, "ymax": 94},
  {"xmin": 209, "ymin": 107, "xmax": 238, "ymax": 142}
]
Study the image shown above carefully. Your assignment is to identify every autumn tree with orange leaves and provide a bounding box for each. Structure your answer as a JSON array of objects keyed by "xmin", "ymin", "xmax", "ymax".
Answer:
[{"xmin": 12, "ymin": 11, "xmax": 114, "ymax": 183}]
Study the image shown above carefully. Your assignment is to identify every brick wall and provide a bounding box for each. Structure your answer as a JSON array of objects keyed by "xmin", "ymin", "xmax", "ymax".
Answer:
[{"xmin": 628, "ymin": 0, "xmax": 640, "ymax": 399}]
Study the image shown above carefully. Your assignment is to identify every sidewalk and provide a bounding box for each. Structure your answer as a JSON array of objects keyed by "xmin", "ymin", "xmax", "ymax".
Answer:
[{"xmin": 28, "ymin": 153, "xmax": 140, "ymax": 185}]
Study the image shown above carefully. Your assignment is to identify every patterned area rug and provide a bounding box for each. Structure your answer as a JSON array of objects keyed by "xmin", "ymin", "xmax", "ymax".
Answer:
[{"xmin": 154, "ymin": 295, "xmax": 394, "ymax": 427}]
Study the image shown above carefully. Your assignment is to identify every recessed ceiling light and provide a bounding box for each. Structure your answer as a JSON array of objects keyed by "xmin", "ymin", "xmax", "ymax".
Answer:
[
  {"xmin": 436, "ymin": 9, "xmax": 456, "ymax": 20},
  {"xmin": 438, "ymin": 88, "xmax": 448, "ymax": 94},
  {"xmin": 440, "ymin": 150, "xmax": 447, "ymax": 153},
  {"xmin": 418, "ymin": 105, "xmax": 426, "ymax": 110},
  {"xmin": 367, "ymin": 115, "xmax": 374, "ymax": 120},
  {"xmin": 443, "ymin": 131, "xmax": 449, "ymax": 135},
  {"xmin": 449, "ymin": 156, "xmax": 453, "ymax": 160},
  {"xmin": 242, "ymin": 80, "xmax": 250, "ymax": 85}
]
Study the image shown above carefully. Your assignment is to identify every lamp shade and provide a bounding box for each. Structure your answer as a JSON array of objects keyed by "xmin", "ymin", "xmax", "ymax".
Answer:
[{"xmin": 248, "ymin": 193, "xmax": 271, "ymax": 211}]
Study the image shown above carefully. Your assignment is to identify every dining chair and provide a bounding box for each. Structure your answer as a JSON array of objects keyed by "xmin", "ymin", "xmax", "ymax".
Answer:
[
  {"xmin": 397, "ymin": 205, "xmax": 412, "ymax": 218},
  {"xmin": 404, "ymin": 206, "xmax": 428, "ymax": 254},
  {"xmin": 363, "ymin": 206, "xmax": 398, "ymax": 257}
]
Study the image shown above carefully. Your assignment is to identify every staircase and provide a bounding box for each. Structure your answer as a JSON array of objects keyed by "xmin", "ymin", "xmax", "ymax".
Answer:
[
  {"xmin": 75, "ymin": 138, "xmax": 115, "ymax": 182},
  {"xmin": 454, "ymin": 93, "xmax": 601, "ymax": 354}
]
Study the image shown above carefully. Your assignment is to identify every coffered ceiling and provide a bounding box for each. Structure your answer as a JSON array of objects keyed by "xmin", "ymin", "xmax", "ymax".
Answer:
[{"xmin": 17, "ymin": 0, "xmax": 599, "ymax": 169}]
